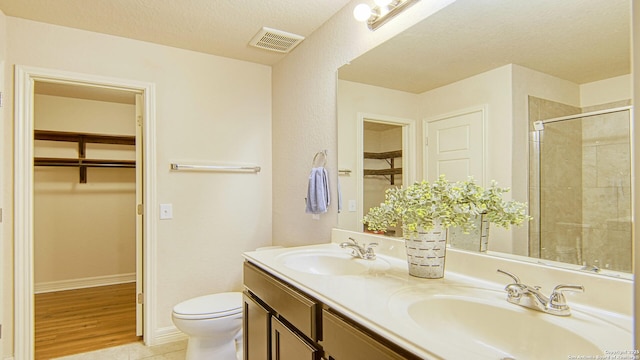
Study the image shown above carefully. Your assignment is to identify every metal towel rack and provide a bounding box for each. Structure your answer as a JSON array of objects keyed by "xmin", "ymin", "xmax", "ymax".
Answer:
[{"xmin": 170, "ymin": 163, "xmax": 261, "ymax": 173}]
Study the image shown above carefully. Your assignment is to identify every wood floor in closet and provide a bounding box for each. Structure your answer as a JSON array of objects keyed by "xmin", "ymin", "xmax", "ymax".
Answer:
[{"xmin": 35, "ymin": 282, "xmax": 141, "ymax": 360}]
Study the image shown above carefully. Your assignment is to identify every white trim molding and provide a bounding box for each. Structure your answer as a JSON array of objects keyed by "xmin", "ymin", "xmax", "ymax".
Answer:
[
  {"xmin": 14, "ymin": 65, "xmax": 158, "ymax": 359},
  {"xmin": 153, "ymin": 326, "xmax": 188, "ymax": 346},
  {"xmin": 34, "ymin": 273, "xmax": 136, "ymax": 294},
  {"xmin": 356, "ymin": 112, "xmax": 417, "ymax": 223}
]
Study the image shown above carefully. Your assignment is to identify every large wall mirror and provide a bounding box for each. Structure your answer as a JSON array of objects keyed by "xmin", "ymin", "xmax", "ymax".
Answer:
[{"xmin": 337, "ymin": 0, "xmax": 632, "ymax": 276}]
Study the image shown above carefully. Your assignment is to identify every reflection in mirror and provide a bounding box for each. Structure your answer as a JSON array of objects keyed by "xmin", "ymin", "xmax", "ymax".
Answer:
[
  {"xmin": 336, "ymin": 0, "xmax": 632, "ymax": 275},
  {"xmin": 530, "ymin": 105, "xmax": 632, "ymax": 272},
  {"xmin": 363, "ymin": 121, "xmax": 403, "ymax": 236}
]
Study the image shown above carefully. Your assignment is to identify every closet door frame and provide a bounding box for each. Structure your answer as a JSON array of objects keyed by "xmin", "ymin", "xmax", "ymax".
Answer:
[{"xmin": 14, "ymin": 65, "xmax": 157, "ymax": 360}]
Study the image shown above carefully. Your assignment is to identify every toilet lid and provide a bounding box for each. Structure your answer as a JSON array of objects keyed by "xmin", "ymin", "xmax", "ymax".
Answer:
[{"xmin": 173, "ymin": 292, "xmax": 242, "ymax": 320}]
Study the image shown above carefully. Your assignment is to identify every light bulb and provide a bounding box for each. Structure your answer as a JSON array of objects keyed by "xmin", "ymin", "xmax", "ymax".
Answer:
[
  {"xmin": 353, "ymin": 3, "xmax": 373, "ymax": 22},
  {"xmin": 374, "ymin": 0, "xmax": 393, "ymax": 7}
]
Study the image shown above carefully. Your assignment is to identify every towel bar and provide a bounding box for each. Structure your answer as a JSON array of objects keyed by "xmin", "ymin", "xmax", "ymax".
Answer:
[{"xmin": 170, "ymin": 163, "xmax": 261, "ymax": 173}]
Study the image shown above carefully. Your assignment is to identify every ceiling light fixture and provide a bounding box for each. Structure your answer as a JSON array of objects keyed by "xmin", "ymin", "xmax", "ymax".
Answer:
[{"xmin": 353, "ymin": 0, "xmax": 421, "ymax": 31}]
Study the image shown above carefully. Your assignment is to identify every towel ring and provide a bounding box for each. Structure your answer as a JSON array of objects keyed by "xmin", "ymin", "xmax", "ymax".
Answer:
[{"xmin": 312, "ymin": 150, "xmax": 327, "ymax": 167}]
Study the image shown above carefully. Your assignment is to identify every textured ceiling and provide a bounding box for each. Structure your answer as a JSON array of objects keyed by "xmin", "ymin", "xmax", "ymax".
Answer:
[
  {"xmin": 339, "ymin": 0, "xmax": 631, "ymax": 94},
  {"xmin": 0, "ymin": 0, "xmax": 353, "ymax": 66},
  {"xmin": 3, "ymin": 0, "xmax": 629, "ymax": 96}
]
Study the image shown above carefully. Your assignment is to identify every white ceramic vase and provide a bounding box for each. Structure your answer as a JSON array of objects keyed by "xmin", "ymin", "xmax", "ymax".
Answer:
[{"xmin": 404, "ymin": 221, "xmax": 448, "ymax": 278}]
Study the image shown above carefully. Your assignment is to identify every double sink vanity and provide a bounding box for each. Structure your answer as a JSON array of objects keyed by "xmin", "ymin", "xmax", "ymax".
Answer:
[{"xmin": 242, "ymin": 229, "xmax": 632, "ymax": 359}]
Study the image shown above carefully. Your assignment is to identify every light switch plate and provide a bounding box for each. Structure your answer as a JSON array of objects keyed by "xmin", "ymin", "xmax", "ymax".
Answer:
[
  {"xmin": 159, "ymin": 204, "xmax": 173, "ymax": 220},
  {"xmin": 348, "ymin": 200, "xmax": 357, "ymax": 212}
]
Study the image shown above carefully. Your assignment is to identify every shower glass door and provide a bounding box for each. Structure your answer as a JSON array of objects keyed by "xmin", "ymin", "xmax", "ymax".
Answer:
[{"xmin": 532, "ymin": 107, "xmax": 632, "ymax": 272}]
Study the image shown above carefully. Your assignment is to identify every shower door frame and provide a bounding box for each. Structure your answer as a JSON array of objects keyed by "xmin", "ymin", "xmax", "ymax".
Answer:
[{"xmin": 530, "ymin": 105, "xmax": 634, "ymax": 266}]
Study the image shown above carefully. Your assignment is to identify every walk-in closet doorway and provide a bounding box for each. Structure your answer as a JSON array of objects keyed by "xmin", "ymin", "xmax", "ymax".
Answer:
[{"xmin": 14, "ymin": 66, "xmax": 157, "ymax": 360}]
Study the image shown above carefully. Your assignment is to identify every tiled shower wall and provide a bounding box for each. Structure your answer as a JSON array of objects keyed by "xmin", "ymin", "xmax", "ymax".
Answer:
[
  {"xmin": 528, "ymin": 97, "xmax": 632, "ymax": 272},
  {"xmin": 581, "ymin": 101, "xmax": 632, "ymax": 272}
]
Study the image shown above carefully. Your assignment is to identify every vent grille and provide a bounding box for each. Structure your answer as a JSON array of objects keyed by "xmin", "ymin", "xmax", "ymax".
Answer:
[{"xmin": 249, "ymin": 27, "xmax": 305, "ymax": 54}]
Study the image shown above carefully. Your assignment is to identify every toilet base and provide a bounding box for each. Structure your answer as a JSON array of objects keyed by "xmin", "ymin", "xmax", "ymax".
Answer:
[
  {"xmin": 185, "ymin": 336, "xmax": 240, "ymax": 360},
  {"xmin": 185, "ymin": 333, "xmax": 242, "ymax": 360}
]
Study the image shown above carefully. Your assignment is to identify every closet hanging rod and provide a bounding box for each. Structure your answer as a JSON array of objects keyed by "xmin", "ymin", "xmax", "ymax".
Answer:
[
  {"xmin": 170, "ymin": 163, "xmax": 261, "ymax": 173},
  {"xmin": 34, "ymin": 158, "xmax": 136, "ymax": 168}
]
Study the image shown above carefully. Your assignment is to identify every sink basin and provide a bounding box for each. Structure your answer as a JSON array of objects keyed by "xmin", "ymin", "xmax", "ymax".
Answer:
[
  {"xmin": 275, "ymin": 249, "xmax": 390, "ymax": 276},
  {"xmin": 389, "ymin": 286, "xmax": 631, "ymax": 359}
]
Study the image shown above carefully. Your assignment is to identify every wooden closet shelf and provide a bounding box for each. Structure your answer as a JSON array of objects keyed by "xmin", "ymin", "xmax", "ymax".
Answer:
[
  {"xmin": 35, "ymin": 157, "xmax": 136, "ymax": 168},
  {"xmin": 363, "ymin": 149, "xmax": 402, "ymax": 185},
  {"xmin": 34, "ymin": 130, "xmax": 136, "ymax": 183},
  {"xmin": 34, "ymin": 130, "xmax": 135, "ymax": 145},
  {"xmin": 364, "ymin": 168, "xmax": 403, "ymax": 176},
  {"xmin": 363, "ymin": 150, "xmax": 402, "ymax": 159}
]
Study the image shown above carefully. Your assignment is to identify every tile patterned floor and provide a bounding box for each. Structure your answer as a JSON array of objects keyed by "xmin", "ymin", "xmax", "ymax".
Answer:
[{"xmin": 51, "ymin": 340, "xmax": 187, "ymax": 360}]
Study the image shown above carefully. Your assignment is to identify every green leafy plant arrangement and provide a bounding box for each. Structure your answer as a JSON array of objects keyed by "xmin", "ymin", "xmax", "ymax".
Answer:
[{"xmin": 363, "ymin": 175, "xmax": 530, "ymax": 235}]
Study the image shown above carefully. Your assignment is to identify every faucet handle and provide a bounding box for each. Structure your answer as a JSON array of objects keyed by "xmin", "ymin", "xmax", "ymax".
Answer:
[
  {"xmin": 549, "ymin": 284, "xmax": 584, "ymax": 309},
  {"xmin": 347, "ymin": 237, "xmax": 359, "ymax": 245},
  {"xmin": 364, "ymin": 242, "xmax": 378, "ymax": 259},
  {"xmin": 497, "ymin": 269, "xmax": 521, "ymax": 284}
]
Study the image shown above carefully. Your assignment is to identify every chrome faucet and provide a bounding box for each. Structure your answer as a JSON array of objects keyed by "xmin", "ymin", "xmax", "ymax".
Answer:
[
  {"xmin": 340, "ymin": 237, "xmax": 377, "ymax": 260},
  {"xmin": 497, "ymin": 269, "xmax": 584, "ymax": 316}
]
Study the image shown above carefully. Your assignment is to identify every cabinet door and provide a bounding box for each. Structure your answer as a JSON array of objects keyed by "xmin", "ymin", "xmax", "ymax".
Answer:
[
  {"xmin": 271, "ymin": 316, "xmax": 318, "ymax": 360},
  {"xmin": 243, "ymin": 292, "xmax": 270, "ymax": 360},
  {"xmin": 322, "ymin": 310, "xmax": 418, "ymax": 360}
]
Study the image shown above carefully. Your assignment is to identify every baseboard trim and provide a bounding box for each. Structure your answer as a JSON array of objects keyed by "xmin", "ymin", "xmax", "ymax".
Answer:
[
  {"xmin": 152, "ymin": 326, "xmax": 187, "ymax": 346},
  {"xmin": 34, "ymin": 273, "xmax": 136, "ymax": 294}
]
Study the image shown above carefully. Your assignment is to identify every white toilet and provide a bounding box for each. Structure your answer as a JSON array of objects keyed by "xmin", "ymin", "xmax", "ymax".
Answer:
[{"xmin": 172, "ymin": 292, "xmax": 243, "ymax": 360}]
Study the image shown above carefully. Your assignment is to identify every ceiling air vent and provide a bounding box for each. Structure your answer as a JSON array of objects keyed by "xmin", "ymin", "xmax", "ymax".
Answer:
[{"xmin": 249, "ymin": 27, "xmax": 305, "ymax": 54}]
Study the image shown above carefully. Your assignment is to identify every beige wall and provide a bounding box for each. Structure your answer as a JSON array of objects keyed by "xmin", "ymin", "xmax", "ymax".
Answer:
[
  {"xmin": 2, "ymin": 15, "xmax": 272, "ymax": 355},
  {"xmin": 34, "ymin": 94, "xmax": 136, "ymax": 289},
  {"xmin": 581, "ymin": 75, "xmax": 632, "ymax": 107}
]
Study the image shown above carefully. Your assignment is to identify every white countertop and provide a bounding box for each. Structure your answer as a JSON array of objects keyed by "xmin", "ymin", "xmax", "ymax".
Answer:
[{"xmin": 243, "ymin": 233, "xmax": 633, "ymax": 359}]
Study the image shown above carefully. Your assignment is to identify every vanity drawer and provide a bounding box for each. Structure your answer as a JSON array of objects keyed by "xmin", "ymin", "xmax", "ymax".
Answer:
[
  {"xmin": 243, "ymin": 261, "xmax": 319, "ymax": 340},
  {"xmin": 322, "ymin": 309, "xmax": 420, "ymax": 360}
]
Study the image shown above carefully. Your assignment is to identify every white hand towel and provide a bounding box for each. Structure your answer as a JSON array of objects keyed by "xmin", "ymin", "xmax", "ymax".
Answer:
[{"xmin": 305, "ymin": 167, "xmax": 330, "ymax": 214}]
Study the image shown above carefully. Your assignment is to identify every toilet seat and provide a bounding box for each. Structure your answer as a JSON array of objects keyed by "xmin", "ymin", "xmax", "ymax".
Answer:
[{"xmin": 172, "ymin": 292, "xmax": 242, "ymax": 320}]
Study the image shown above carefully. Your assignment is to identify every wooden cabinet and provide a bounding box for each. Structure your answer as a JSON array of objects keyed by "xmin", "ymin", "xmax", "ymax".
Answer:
[
  {"xmin": 243, "ymin": 262, "xmax": 320, "ymax": 360},
  {"xmin": 243, "ymin": 261, "xmax": 420, "ymax": 360}
]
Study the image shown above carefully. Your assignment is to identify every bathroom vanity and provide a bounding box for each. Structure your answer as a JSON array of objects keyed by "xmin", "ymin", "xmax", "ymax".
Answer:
[
  {"xmin": 242, "ymin": 230, "xmax": 633, "ymax": 359},
  {"xmin": 243, "ymin": 261, "xmax": 420, "ymax": 360}
]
